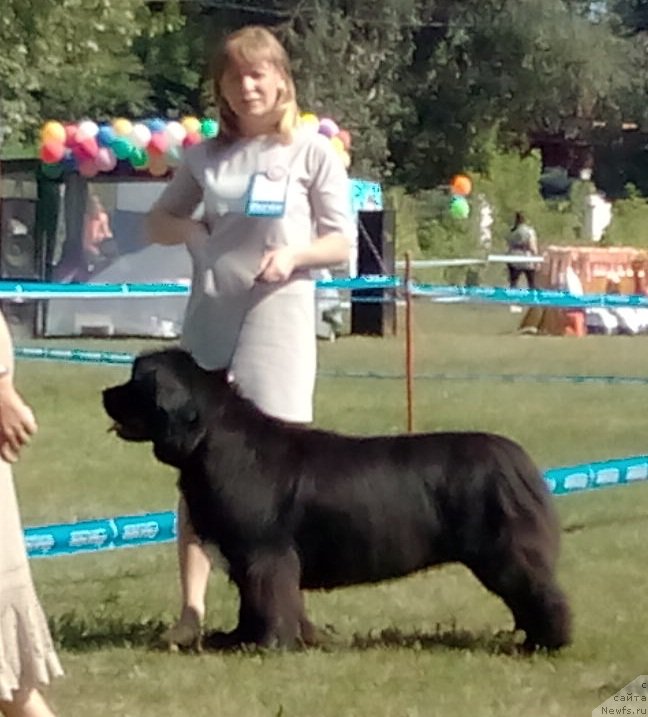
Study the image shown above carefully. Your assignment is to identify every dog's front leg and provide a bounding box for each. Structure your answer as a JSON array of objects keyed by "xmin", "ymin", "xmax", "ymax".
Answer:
[{"xmin": 233, "ymin": 547, "xmax": 306, "ymax": 649}]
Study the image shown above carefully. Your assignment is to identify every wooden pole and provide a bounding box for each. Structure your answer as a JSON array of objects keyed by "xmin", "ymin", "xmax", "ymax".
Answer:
[{"xmin": 404, "ymin": 251, "xmax": 414, "ymax": 433}]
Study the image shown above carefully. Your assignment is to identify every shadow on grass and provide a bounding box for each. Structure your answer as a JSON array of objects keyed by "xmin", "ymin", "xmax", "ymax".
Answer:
[
  {"xmin": 349, "ymin": 624, "xmax": 524, "ymax": 656},
  {"xmin": 51, "ymin": 612, "xmax": 525, "ymax": 657},
  {"xmin": 49, "ymin": 611, "xmax": 168, "ymax": 652},
  {"xmin": 563, "ymin": 512, "xmax": 648, "ymax": 534},
  {"xmin": 201, "ymin": 623, "xmax": 527, "ymax": 657}
]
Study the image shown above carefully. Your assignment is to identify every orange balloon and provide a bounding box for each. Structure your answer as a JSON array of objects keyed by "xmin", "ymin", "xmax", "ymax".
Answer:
[
  {"xmin": 148, "ymin": 154, "xmax": 169, "ymax": 177},
  {"xmin": 451, "ymin": 174, "xmax": 472, "ymax": 196},
  {"xmin": 337, "ymin": 129, "xmax": 351, "ymax": 151}
]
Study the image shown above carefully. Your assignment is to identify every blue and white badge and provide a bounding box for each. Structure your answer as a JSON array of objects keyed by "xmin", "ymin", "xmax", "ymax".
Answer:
[{"xmin": 245, "ymin": 167, "xmax": 289, "ymax": 218}]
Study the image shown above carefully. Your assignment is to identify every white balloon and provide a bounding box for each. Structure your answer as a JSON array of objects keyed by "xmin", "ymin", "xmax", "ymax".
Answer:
[
  {"xmin": 165, "ymin": 121, "xmax": 187, "ymax": 147},
  {"xmin": 131, "ymin": 123, "xmax": 152, "ymax": 149},
  {"xmin": 77, "ymin": 120, "xmax": 99, "ymax": 139}
]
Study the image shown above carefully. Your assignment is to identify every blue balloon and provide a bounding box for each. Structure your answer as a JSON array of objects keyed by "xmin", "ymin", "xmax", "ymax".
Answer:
[
  {"xmin": 146, "ymin": 118, "xmax": 166, "ymax": 133},
  {"xmin": 97, "ymin": 125, "xmax": 116, "ymax": 148},
  {"xmin": 62, "ymin": 150, "xmax": 77, "ymax": 171}
]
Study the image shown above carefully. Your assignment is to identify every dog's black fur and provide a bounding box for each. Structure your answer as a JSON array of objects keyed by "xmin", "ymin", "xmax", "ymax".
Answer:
[{"xmin": 103, "ymin": 348, "xmax": 571, "ymax": 651}]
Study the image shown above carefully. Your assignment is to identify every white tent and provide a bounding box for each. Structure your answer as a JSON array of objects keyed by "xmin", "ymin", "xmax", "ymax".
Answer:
[
  {"xmin": 44, "ymin": 243, "xmax": 191, "ymax": 337},
  {"xmin": 43, "ymin": 177, "xmax": 382, "ymax": 337}
]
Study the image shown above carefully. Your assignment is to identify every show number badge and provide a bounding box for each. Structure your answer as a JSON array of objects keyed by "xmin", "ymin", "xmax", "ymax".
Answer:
[{"xmin": 246, "ymin": 166, "xmax": 288, "ymax": 218}]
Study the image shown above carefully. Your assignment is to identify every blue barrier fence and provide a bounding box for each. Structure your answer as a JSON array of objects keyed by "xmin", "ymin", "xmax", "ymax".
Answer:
[
  {"xmin": 3, "ymin": 277, "xmax": 648, "ymax": 310},
  {"xmin": 24, "ymin": 454, "xmax": 648, "ymax": 559},
  {"xmin": 14, "ymin": 346, "xmax": 648, "ymax": 387}
]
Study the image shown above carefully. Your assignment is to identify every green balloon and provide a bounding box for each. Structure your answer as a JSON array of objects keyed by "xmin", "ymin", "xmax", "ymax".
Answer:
[
  {"xmin": 111, "ymin": 136, "xmax": 133, "ymax": 160},
  {"xmin": 40, "ymin": 162, "xmax": 64, "ymax": 179},
  {"xmin": 449, "ymin": 195, "xmax": 470, "ymax": 219},
  {"xmin": 200, "ymin": 117, "xmax": 219, "ymax": 138},
  {"xmin": 130, "ymin": 147, "xmax": 149, "ymax": 168}
]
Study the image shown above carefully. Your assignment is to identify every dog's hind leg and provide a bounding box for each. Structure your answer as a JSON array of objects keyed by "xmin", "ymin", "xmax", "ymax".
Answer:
[{"xmin": 467, "ymin": 555, "xmax": 571, "ymax": 651}]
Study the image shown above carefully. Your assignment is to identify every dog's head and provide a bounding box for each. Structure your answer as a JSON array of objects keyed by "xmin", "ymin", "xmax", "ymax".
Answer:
[{"xmin": 102, "ymin": 349, "xmax": 219, "ymax": 467}]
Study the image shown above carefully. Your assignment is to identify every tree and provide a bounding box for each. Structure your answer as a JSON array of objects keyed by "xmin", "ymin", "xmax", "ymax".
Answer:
[
  {"xmin": 279, "ymin": 0, "xmax": 419, "ymax": 179},
  {"xmin": 611, "ymin": 0, "xmax": 648, "ymax": 32},
  {"xmin": 0, "ymin": 0, "xmax": 160, "ymax": 146},
  {"xmin": 391, "ymin": 0, "xmax": 633, "ymax": 189}
]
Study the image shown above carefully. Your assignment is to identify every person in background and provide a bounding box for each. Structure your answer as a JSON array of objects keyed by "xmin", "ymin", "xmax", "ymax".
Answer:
[
  {"xmin": 0, "ymin": 310, "xmax": 63, "ymax": 717},
  {"xmin": 506, "ymin": 211, "xmax": 539, "ymax": 289},
  {"xmin": 82, "ymin": 194, "xmax": 115, "ymax": 276},
  {"xmin": 146, "ymin": 25, "xmax": 354, "ymax": 648}
]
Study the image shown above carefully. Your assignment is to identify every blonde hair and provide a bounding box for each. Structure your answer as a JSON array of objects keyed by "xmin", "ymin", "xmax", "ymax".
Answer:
[{"xmin": 212, "ymin": 26, "xmax": 299, "ymax": 143}]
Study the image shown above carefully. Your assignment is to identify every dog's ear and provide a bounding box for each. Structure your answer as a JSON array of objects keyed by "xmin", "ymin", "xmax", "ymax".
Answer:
[{"xmin": 152, "ymin": 376, "xmax": 206, "ymax": 467}]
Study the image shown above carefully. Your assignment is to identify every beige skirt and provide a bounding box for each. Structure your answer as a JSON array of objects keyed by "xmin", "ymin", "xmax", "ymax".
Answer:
[{"xmin": 0, "ymin": 462, "xmax": 63, "ymax": 701}]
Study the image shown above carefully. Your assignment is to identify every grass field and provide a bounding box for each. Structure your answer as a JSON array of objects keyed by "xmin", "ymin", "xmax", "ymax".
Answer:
[{"xmin": 12, "ymin": 301, "xmax": 648, "ymax": 716}]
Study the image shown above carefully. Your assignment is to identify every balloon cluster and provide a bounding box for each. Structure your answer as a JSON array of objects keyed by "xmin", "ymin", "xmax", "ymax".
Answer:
[
  {"xmin": 448, "ymin": 174, "xmax": 472, "ymax": 219},
  {"xmin": 39, "ymin": 117, "xmax": 220, "ymax": 179},
  {"xmin": 299, "ymin": 113, "xmax": 352, "ymax": 169}
]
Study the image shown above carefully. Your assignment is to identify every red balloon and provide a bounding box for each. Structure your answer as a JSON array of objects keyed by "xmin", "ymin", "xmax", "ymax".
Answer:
[
  {"xmin": 148, "ymin": 132, "xmax": 169, "ymax": 156},
  {"xmin": 39, "ymin": 141, "xmax": 65, "ymax": 164},
  {"xmin": 183, "ymin": 131, "xmax": 202, "ymax": 148}
]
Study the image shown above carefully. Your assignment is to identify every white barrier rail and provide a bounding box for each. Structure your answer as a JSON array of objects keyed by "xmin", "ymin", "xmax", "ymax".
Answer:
[{"xmin": 395, "ymin": 255, "xmax": 544, "ymax": 269}]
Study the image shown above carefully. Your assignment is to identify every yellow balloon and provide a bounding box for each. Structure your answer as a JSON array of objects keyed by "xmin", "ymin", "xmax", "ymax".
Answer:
[
  {"xmin": 181, "ymin": 116, "xmax": 201, "ymax": 134},
  {"xmin": 41, "ymin": 121, "xmax": 66, "ymax": 144},
  {"xmin": 341, "ymin": 151, "xmax": 351, "ymax": 169},
  {"xmin": 300, "ymin": 112, "xmax": 319, "ymax": 125},
  {"xmin": 330, "ymin": 136, "xmax": 345, "ymax": 154},
  {"xmin": 112, "ymin": 118, "xmax": 133, "ymax": 137}
]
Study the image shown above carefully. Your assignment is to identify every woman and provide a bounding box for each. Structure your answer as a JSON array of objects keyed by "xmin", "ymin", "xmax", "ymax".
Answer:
[
  {"xmin": 505, "ymin": 211, "xmax": 539, "ymax": 290},
  {"xmin": 146, "ymin": 25, "xmax": 354, "ymax": 648},
  {"xmin": 0, "ymin": 310, "xmax": 63, "ymax": 716}
]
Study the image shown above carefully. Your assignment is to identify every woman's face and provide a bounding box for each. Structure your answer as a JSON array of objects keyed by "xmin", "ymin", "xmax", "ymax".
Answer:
[{"xmin": 220, "ymin": 55, "xmax": 285, "ymax": 135}]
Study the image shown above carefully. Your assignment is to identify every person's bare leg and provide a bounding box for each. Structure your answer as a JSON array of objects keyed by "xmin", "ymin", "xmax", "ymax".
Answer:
[
  {"xmin": 163, "ymin": 496, "xmax": 212, "ymax": 649},
  {"xmin": 0, "ymin": 688, "xmax": 57, "ymax": 717}
]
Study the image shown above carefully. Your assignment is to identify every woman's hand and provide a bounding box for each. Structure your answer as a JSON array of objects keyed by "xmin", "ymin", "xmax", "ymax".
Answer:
[
  {"xmin": 0, "ymin": 382, "xmax": 37, "ymax": 463},
  {"xmin": 256, "ymin": 246, "xmax": 297, "ymax": 283}
]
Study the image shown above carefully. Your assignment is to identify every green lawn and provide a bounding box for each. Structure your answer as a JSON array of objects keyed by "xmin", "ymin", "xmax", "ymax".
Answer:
[{"xmin": 12, "ymin": 301, "xmax": 648, "ymax": 716}]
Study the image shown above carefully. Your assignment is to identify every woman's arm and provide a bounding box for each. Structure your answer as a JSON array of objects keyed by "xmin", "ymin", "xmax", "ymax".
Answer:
[
  {"xmin": 256, "ymin": 232, "xmax": 350, "ymax": 283},
  {"xmin": 145, "ymin": 156, "xmax": 204, "ymax": 245},
  {"xmin": 0, "ymin": 311, "xmax": 37, "ymax": 463},
  {"xmin": 146, "ymin": 206, "xmax": 206, "ymax": 246}
]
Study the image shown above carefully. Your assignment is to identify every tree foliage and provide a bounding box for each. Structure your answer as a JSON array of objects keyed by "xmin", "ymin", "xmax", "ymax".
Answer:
[
  {"xmin": 1, "ymin": 0, "xmax": 155, "ymax": 145},
  {"xmin": 0, "ymin": 0, "xmax": 646, "ymax": 193}
]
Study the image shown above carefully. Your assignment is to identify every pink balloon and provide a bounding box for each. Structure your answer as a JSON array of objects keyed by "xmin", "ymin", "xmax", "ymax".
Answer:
[
  {"xmin": 74, "ymin": 136, "xmax": 99, "ymax": 161},
  {"xmin": 95, "ymin": 147, "xmax": 117, "ymax": 172},
  {"xmin": 78, "ymin": 159, "xmax": 99, "ymax": 178},
  {"xmin": 64, "ymin": 124, "xmax": 77, "ymax": 147}
]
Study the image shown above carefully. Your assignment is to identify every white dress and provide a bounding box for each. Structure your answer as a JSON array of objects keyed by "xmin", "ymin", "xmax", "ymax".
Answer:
[
  {"xmin": 154, "ymin": 129, "xmax": 354, "ymax": 422},
  {"xmin": 0, "ymin": 463, "xmax": 63, "ymax": 701}
]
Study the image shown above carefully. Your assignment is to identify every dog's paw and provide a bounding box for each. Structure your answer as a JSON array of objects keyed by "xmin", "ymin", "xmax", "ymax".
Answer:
[{"xmin": 161, "ymin": 611, "xmax": 203, "ymax": 653}]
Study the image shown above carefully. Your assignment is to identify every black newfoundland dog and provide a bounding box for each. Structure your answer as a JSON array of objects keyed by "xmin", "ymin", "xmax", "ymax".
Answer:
[{"xmin": 103, "ymin": 348, "xmax": 571, "ymax": 652}]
